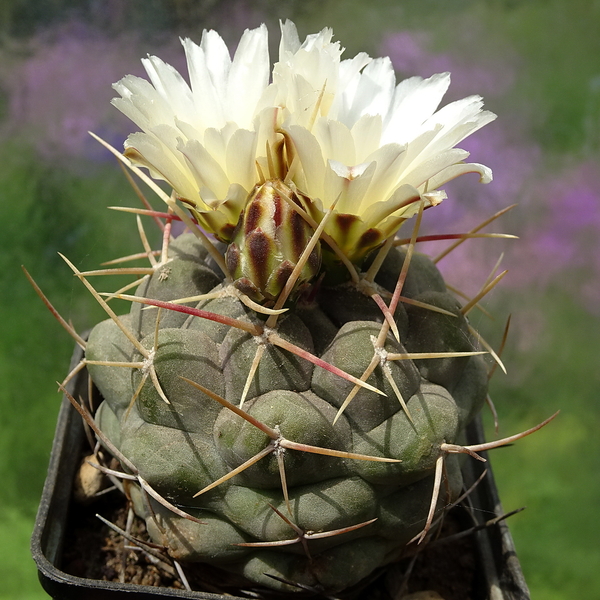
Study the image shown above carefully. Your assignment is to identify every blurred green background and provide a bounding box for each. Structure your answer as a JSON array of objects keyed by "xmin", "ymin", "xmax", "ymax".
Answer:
[{"xmin": 1, "ymin": 1, "xmax": 599, "ymax": 598}]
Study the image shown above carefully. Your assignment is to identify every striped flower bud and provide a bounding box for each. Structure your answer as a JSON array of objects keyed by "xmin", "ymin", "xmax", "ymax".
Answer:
[{"xmin": 225, "ymin": 180, "xmax": 321, "ymax": 304}]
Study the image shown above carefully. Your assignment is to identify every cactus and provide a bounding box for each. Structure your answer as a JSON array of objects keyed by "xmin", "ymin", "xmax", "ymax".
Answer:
[
  {"xmin": 83, "ymin": 223, "xmax": 484, "ymax": 593},
  {"xmin": 28, "ymin": 20, "xmax": 557, "ymax": 596}
]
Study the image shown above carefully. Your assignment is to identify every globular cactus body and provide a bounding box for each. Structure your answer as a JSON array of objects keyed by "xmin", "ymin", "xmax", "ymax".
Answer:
[{"xmin": 87, "ymin": 221, "xmax": 487, "ymax": 593}]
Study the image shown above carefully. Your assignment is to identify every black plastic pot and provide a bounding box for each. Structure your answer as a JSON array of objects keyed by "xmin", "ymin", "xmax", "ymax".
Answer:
[{"xmin": 32, "ymin": 343, "xmax": 530, "ymax": 600}]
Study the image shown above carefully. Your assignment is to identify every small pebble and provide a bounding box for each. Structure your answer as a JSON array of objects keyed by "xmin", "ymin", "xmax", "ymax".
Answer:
[{"xmin": 73, "ymin": 454, "xmax": 105, "ymax": 503}]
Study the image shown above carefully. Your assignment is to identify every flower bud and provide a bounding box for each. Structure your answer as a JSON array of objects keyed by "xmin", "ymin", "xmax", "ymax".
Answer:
[{"xmin": 225, "ymin": 180, "xmax": 321, "ymax": 304}]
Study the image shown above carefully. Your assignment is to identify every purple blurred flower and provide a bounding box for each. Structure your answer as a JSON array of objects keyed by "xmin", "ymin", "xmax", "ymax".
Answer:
[
  {"xmin": 0, "ymin": 1, "xmax": 271, "ymax": 164},
  {"xmin": 520, "ymin": 162, "xmax": 600, "ymax": 312},
  {"xmin": 381, "ymin": 31, "xmax": 516, "ymax": 100},
  {"xmin": 0, "ymin": 21, "xmax": 185, "ymax": 162},
  {"xmin": 381, "ymin": 28, "xmax": 600, "ymax": 318}
]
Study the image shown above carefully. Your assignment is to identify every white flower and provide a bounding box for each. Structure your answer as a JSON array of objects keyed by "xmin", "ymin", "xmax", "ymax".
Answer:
[
  {"xmin": 274, "ymin": 21, "xmax": 496, "ymax": 262},
  {"xmin": 112, "ymin": 20, "xmax": 495, "ymax": 262},
  {"xmin": 112, "ymin": 24, "xmax": 276, "ymax": 240}
]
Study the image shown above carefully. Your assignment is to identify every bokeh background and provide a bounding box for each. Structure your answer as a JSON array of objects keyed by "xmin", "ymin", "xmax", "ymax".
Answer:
[{"xmin": 1, "ymin": 1, "xmax": 599, "ymax": 598}]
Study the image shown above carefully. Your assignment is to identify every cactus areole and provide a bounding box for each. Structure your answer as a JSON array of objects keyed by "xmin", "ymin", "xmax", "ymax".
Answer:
[{"xmin": 31, "ymin": 19, "xmax": 555, "ymax": 597}]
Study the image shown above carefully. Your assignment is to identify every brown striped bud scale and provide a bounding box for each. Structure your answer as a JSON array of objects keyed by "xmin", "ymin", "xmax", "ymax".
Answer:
[{"xmin": 225, "ymin": 180, "xmax": 322, "ymax": 304}]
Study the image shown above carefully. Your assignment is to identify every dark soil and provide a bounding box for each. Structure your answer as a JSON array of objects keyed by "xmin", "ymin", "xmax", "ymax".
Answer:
[
  {"xmin": 61, "ymin": 486, "xmax": 480, "ymax": 600},
  {"xmin": 62, "ymin": 492, "xmax": 183, "ymax": 588}
]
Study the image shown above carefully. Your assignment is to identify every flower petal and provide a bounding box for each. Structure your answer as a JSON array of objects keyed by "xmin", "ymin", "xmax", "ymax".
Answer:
[
  {"xmin": 226, "ymin": 128, "xmax": 258, "ymax": 190},
  {"xmin": 285, "ymin": 125, "xmax": 326, "ymax": 198},
  {"xmin": 426, "ymin": 162, "xmax": 494, "ymax": 189},
  {"xmin": 339, "ymin": 57, "xmax": 395, "ymax": 127},
  {"xmin": 279, "ymin": 19, "xmax": 301, "ymax": 55},
  {"xmin": 141, "ymin": 55, "xmax": 194, "ymax": 123},
  {"xmin": 226, "ymin": 25, "xmax": 270, "ymax": 127},
  {"xmin": 325, "ymin": 160, "xmax": 376, "ymax": 214},
  {"xmin": 125, "ymin": 132, "xmax": 199, "ymax": 201},
  {"xmin": 351, "ymin": 114, "xmax": 383, "ymax": 161},
  {"xmin": 177, "ymin": 137, "xmax": 230, "ymax": 200},
  {"xmin": 182, "ymin": 36, "xmax": 226, "ymax": 128},
  {"xmin": 361, "ymin": 183, "xmax": 421, "ymax": 226},
  {"xmin": 360, "ymin": 143, "xmax": 408, "ymax": 209},
  {"xmin": 313, "ymin": 118, "xmax": 356, "ymax": 166},
  {"xmin": 383, "ymin": 72, "xmax": 451, "ymax": 144},
  {"xmin": 401, "ymin": 147, "xmax": 471, "ymax": 190}
]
